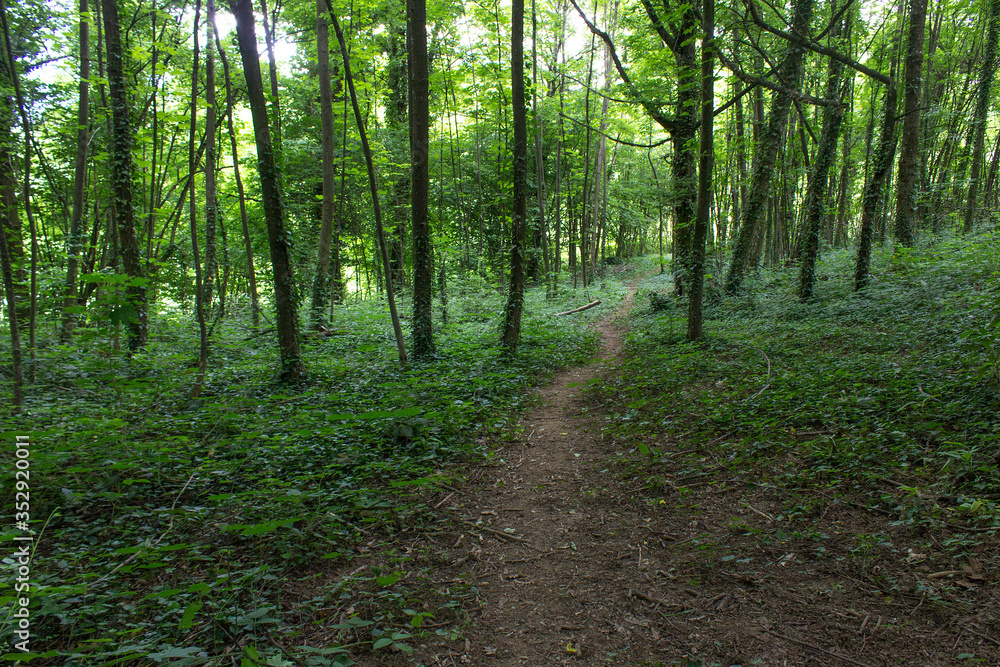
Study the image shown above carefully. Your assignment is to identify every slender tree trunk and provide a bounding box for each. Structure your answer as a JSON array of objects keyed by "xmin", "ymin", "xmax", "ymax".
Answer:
[
  {"xmin": 0, "ymin": 192, "xmax": 22, "ymax": 413},
  {"xmin": 672, "ymin": 6, "xmax": 698, "ymax": 296},
  {"xmin": 213, "ymin": 18, "xmax": 260, "ymax": 327},
  {"xmin": 856, "ymin": 76, "xmax": 899, "ymax": 290},
  {"xmin": 687, "ymin": 0, "xmax": 713, "ymax": 341},
  {"xmin": 725, "ymin": 0, "xmax": 815, "ymax": 292},
  {"xmin": 532, "ymin": 0, "xmax": 550, "ymax": 293},
  {"xmin": 799, "ymin": 5, "xmax": 848, "ymax": 300},
  {"xmin": 204, "ymin": 0, "xmax": 218, "ymax": 311},
  {"xmin": 188, "ymin": 0, "xmax": 209, "ymax": 398},
  {"xmin": 101, "ymin": 0, "xmax": 147, "ymax": 351},
  {"xmin": 60, "ymin": 0, "xmax": 90, "ymax": 343},
  {"xmin": 327, "ymin": 2, "xmax": 407, "ymax": 366},
  {"xmin": 963, "ymin": 0, "xmax": 1000, "ymax": 232},
  {"xmin": 311, "ymin": 0, "xmax": 336, "ymax": 328},
  {"xmin": 502, "ymin": 0, "xmax": 528, "ymax": 351},
  {"xmin": 984, "ymin": 124, "xmax": 1000, "ymax": 207},
  {"xmin": 554, "ymin": 10, "xmax": 565, "ymax": 289},
  {"xmin": 409, "ymin": 0, "xmax": 435, "ymax": 357},
  {"xmin": 0, "ymin": 0, "xmax": 37, "ymax": 367},
  {"xmin": 893, "ymin": 0, "xmax": 928, "ymax": 246},
  {"xmin": 232, "ymin": 0, "xmax": 305, "ymax": 380},
  {"xmin": 259, "ymin": 0, "xmax": 283, "ymax": 167}
]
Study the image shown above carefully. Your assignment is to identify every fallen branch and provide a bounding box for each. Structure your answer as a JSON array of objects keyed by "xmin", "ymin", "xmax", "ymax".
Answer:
[
  {"xmin": 554, "ymin": 299, "xmax": 601, "ymax": 316},
  {"xmin": 459, "ymin": 520, "xmax": 531, "ymax": 544},
  {"xmin": 764, "ymin": 629, "xmax": 873, "ymax": 667}
]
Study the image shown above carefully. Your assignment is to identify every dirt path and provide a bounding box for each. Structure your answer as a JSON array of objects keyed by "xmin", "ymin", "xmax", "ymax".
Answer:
[
  {"xmin": 415, "ymin": 282, "xmax": 672, "ymax": 665},
  {"xmin": 397, "ymin": 279, "xmax": 1000, "ymax": 667}
]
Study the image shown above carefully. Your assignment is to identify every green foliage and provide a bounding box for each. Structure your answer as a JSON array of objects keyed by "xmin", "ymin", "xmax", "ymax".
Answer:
[
  {"xmin": 0, "ymin": 272, "xmax": 625, "ymax": 665},
  {"xmin": 610, "ymin": 235, "xmax": 1000, "ymax": 524}
]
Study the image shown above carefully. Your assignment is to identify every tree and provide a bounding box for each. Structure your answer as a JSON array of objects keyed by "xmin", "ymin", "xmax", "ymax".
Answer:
[
  {"xmin": 725, "ymin": 0, "xmax": 815, "ymax": 293},
  {"xmin": 204, "ymin": 0, "xmax": 219, "ymax": 311},
  {"xmin": 327, "ymin": 0, "xmax": 408, "ymax": 366},
  {"xmin": 687, "ymin": 0, "xmax": 713, "ymax": 341},
  {"xmin": 0, "ymin": 167, "xmax": 22, "ymax": 413},
  {"xmin": 893, "ymin": 0, "xmax": 928, "ymax": 246},
  {"xmin": 963, "ymin": 0, "xmax": 1000, "ymax": 233},
  {"xmin": 798, "ymin": 4, "xmax": 848, "ymax": 301},
  {"xmin": 311, "ymin": 0, "xmax": 337, "ymax": 329},
  {"xmin": 409, "ymin": 0, "xmax": 435, "ymax": 357},
  {"xmin": 59, "ymin": 0, "xmax": 90, "ymax": 343},
  {"xmin": 501, "ymin": 0, "xmax": 528, "ymax": 351},
  {"xmin": 101, "ymin": 0, "xmax": 147, "ymax": 351},
  {"xmin": 856, "ymin": 71, "xmax": 899, "ymax": 291},
  {"xmin": 231, "ymin": 0, "xmax": 306, "ymax": 381},
  {"xmin": 188, "ymin": 0, "xmax": 209, "ymax": 397}
]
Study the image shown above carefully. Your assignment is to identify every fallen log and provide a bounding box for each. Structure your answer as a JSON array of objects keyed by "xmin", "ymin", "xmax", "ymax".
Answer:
[{"xmin": 554, "ymin": 299, "xmax": 601, "ymax": 316}]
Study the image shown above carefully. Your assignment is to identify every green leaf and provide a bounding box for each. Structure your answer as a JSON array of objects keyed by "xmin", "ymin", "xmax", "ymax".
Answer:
[
  {"xmin": 178, "ymin": 601, "xmax": 202, "ymax": 630},
  {"xmin": 239, "ymin": 518, "xmax": 299, "ymax": 536},
  {"xmin": 372, "ymin": 637, "xmax": 393, "ymax": 650}
]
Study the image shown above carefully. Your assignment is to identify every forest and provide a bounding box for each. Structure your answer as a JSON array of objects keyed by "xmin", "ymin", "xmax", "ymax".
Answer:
[{"xmin": 1, "ymin": 0, "xmax": 999, "ymax": 662}]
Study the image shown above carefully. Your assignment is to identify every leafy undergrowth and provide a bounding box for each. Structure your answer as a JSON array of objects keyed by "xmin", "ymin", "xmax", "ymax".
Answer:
[
  {"xmin": 603, "ymin": 233, "xmax": 1000, "ymax": 635},
  {"xmin": 0, "ymin": 270, "xmax": 627, "ymax": 665}
]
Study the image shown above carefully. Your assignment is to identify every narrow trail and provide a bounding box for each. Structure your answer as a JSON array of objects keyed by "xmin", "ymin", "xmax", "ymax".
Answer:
[
  {"xmin": 377, "ymin": 277, "xmax": 1000, "ymax": 667},
  {"xmin": 418, "ymin": 281, "xmax": 671, "ymax": 665}
]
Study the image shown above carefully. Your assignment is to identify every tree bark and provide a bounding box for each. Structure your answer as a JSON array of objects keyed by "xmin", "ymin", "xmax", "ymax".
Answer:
[
  {"xmin": 856, "ymin": 76, "xmax": 898, "ymax": 290},
  {"xmin": 409, "ymin": 0, "xmax": 435, "ymax": 357},
  {"xmin": 101, "ymin": 0, "xmax": 147, "ymax": 351},
  {"xmin": 213, "ymin": 17, "xmax": 260, "ymax": 328},
  {"xmin": 188, "ymin": 0, "xmax": 209, "ymax": 398},
  {"xmin": 0, "ymin": 188, "xmax": 22, "ymax": 413},
  {"xmin": 962, "ymin": 0, "xmax": 1000, "ymax": 232},
  {"xmin": 231, "ymin": 0, "xmax": 306, "ymax": 381},
  {"xmin": 502, "ymin": 0, "xmax": 528, "ymax": 351},
  {"xmin": 311, "ymin": 0, "xmax": 336, "ymax": 328},
  {"xmin": 893, "ymin": 0, "xmax": 928, "ymax": 246},
  {"xmin": 725, "ymin": 0, "xmax": 815, "ymax": 293},
  {"xmin": 672, "ymin": 5, "xmax": 698, "ymax": 296},
  {"xmin": 204, "ymin": 0, "xmax": 218, "ymax": 311},
  {"xmin": 687, "ymin": 0, "xmax": 713, "ymax": 341},
  {"xmin": 799, "ymin": 5, "xmax": 848, "ymax": 301},
  {"xmin": 0, "ymin": 0, "xmax": 38, "ymax": 364},
  {"xmin": 60, "ymin": 0, "xmax": 90, "ymax": 343},
  {"xmin": 327, "ymin": 1, "xmax": 408, "ymax": 366}
]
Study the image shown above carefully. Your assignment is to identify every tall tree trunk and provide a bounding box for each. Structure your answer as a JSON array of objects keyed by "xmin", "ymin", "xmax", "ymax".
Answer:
[
  {"xmin": 893, "ymin": 0, "xmax": 928, "ymax": 246},
  {"xmin": 327, "ymin": 1, "xmax": 407, "ymax": 366},
  {"xmin": 687, "ymin": 0, "xmax": 713, "ymax": 341},
  {"xmin": 259, "ymin": 0, "xmax": 283, "ymax": 167},
  {"xmin": 204, "ymin": 0, "xmax": 218, "ymax": 311},
  {"xmin": 60, "ymin": 0, "xmax": 90, "ymax": 343},
  {"xmin": 554, "ymin": 6, "xmax": 566, "ymax": 289},
  {"xmin": 311, "ymin": 0, "xmax": 336, "ymax": 328},
  {"xmin": 213, "ymin": 18, "xmax": 260, "ymax": 327},
  {"xmin": 0, "ymin": 189, "xmax": 22, "ymax": 413},
  {"xmin": 856, "ymin": 76, "xmax": 898, "ymax": 290},
  {"xmin": 188, "ymin": 0, "xmax": 209, "ymax": 398},
  {"xmin": 101, "ymin": 0, "xmax": 147, "ymax": 351},
  {"xmin": 672, "ymin": 7, "xmax": 698, "ymax": 296},
  {"xmin": 232, "ymin": 0, "xmax": 305, "ymax": 381},
  {"xmin": 409, "ymin": 0, "xmax": 434, "ymax": 357},
  {"xmin": 0, "ymin": 0, "xmax": 38, "ymax": 366},
  {"xmin": 502, "ymin": 0, "xmax": 528, "ymax": 351},
  {"xmin": 799, "ymin": 5, "xmax": 848, "ymax": 300},
  {"xmin": 963, "ymin": 0, "xmax": 1000, "ymax": 232},
  {"xmin": 725, "ymin": 0, "xmax": 815, "ymax": 292}
]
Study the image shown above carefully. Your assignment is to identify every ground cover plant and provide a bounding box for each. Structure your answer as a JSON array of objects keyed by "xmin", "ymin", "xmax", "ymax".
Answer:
[
  {"xmin": 591, "ymin": 234, "xmax": 1000, "ymax": 664},
  {"xmin": 0, "ymin": 271, "xmax": 627, "ymax": 666}
]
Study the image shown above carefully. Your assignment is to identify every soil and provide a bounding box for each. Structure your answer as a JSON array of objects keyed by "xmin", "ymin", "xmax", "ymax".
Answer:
[{"xmin": 337, "ymin": 279, "xmax": 1000, "ymax": 667}]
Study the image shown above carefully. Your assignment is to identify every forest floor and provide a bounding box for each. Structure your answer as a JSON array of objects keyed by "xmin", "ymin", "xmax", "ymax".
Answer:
[{"xmin": 334, "ymin": 273, "xmax": 1000, "ymax": 667}]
